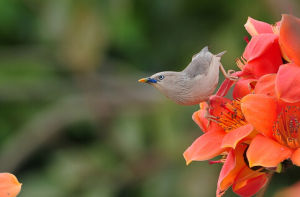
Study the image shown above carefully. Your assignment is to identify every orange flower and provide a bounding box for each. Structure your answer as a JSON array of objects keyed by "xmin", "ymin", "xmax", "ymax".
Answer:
[
  {"xmin": 240, "ymin": 15, "xmax": 300, "ymax": 168},
  {"xmin": 0, "ymin": 173, "xmax": 21, "ymax": 197},
  {"xmin": 184, "ymin": 14, "xmax": 300, "ymax": 197},
  {"xmin": 184, "ymin": 96, "xmax": 254, "ymax": 165},
  {"xmin": 241, "ymin": 66, "xmax": 300, "ymax": 168},
  {"xmin": 184, "ymin": 96, "xmax": 268, "ymax": 196},
  {"xmin": 216, "ymin": 144, "xmax": 269, "ymax": 197},
  {"xmin": 232, "ymin": 17, "xmax": 284, "ymax": 100}
]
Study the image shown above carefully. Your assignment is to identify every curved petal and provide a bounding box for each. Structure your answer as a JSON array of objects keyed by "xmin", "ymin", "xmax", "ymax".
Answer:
[
  {"xmin": 183, "ymin": 128, "xmax": 227, "ymax": 165},
  {"xmin": 241, "ymin": 94, "xmax": 277, "ymax": 138},
  {"xmin": 243, "ymin": 34, "xmax": 279, "ymax": 61},
  {"xmin": 233, "ymin": 79, "xmax": 256, "ymax": 99},
  {"xmin": 291, "ymin": 148, "xmax": 300, "ymax": 166},
  {"xmin": 254, "ymin": 73, "xmax": 277, "ymax": 97},
  {"xmin": 276, "ymin": 63, "xmax": 300, "ymax": 103},
  {"xmin": 217, "ymin": 150, "xmax": 236, "ymax": 197},
  {"xmin": 192, "ymin": 107, "xmax": 223, "ymax": 134},
  {"xmin": 244, "ymin": 17, "xmax": 273, "ymax": 36},
  {"xmin": 0, "ymin": 173, "xmax": 21, "ymax": 197},
  {"xmin": 279, "ymin": 14, "xmax": 300, "ymax": 65},
  {"xmin": 233, "ymin": 173, "xmax": 268, "ymax": 197},
  {"xmin": 242, "ymin": 34, "xmax": 282, "ymax": 78},
  {"xmin": 192, "ymin": 103, "xmax": 209, "ymax": 133},
  {"xmin": 247, "ymin": 134, "xmax": 293, "ymax": 167},
  {"xmin": 217, "ymin": 144, "xmax": 247, "ymax": 196},
  {"xmin": 221, "ymin": 124, "xmax": 254, "ymax": 149}
]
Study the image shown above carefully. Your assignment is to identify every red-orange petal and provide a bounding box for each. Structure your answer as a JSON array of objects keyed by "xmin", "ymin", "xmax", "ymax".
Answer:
[
  {"xmin": 241, "ymin": 94, "xmax": 277, "ymax": 138},
  {"xmin": 242, "ymin": 34, "xmax": 282, "ymax": 78},
  {"xmin": 276, "ymin": 63, "xmax": 300, "ymax": 103},
  {"xmin": 217, "ymin": 150, "xmax": 236, "ymax": 197},
  {"xmin": 221, "ymin": 124, "xmax": 254, "ymax": 149},
  {"xmin": 217, "ymin": 144, "xmax": 247, "ymax": 196},
  {"xmin": 233, "ymin": 79, "xmax": 256, "ymax": 99},
  {"xmin": 244, "ymin": 17, "xmax": 273, "ymax": 36},
  {"xmin": 183, "ymin": 128, "xmax": 227, "ymax": 165},
  {"xmin": 254, "ymin": 73, "xmax": 277, "ymax": 97},
  {"xmin": 247, "ymin": 134, "xmax": 293, "ymax": 167},
  {"xmin": 209, "ymin": 95, "xmax": 231, "ymax": 117},
  {"xmin": 279, "ymin": 14, "xmax": 300, "ymax": 65},
  {"xmin": 192, "ymin": 109, "xmax": 208, "ymax": 133},
  {"xmin": 243, "ymin": 34, "xmax": 279, "ymax": 61},
  {"xmin": 291, "ymin": 148, "xmax": 300, "ymax": 166},
  {"xmin": 233, "ymin": 173, "xmax": 268, "ymax": 197},
  {"xmin": 0, "ymin": 173, "xmax": 21, "ymax": 197},
  {"xmin": 192, "ymin": 102, "xmax": 223, "ymax": 133}
]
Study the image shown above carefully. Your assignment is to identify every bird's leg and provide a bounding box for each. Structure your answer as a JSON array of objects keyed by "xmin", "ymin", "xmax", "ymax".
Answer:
[{"xmin": 220, "ymin": 64, "xmax": 239, "ymax": 81}]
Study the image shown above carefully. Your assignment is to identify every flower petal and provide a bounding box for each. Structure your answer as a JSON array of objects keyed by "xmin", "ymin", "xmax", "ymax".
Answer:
[
  {"xmin": 291, "ymin": 148, "xmax": 300, "ymax": 166},
  {"xmin": 183, "ymin": 128, "xmax": 227, "ymax": 165},
  {"xmin": 0, "ymin": 173, "xmax": 21, "ymax": 197},
  {"xmin": 233, "ymin": 79, "xmax": 256, "ymax": 99},
  {"xmin": 247, "ymin": 134, "xmax": 293, "ymax": 167},
  {"xmin": 217, "ymin": 150, "xmax": 236, "ymax": 197},
  {"xmin": 244, "ymin": 17, "xmax": 273, "ymax": 36},
  {"xmin": 217, "ymin": 144, "xmax": 247, "ymax": 196},
  {"xmin": 242, "ymin": 34, "xmax": 282, "ymax": 78},
  {"xmin": 276, "ymin": 63, "xmax": 300, "ymax": 103},
  {"xmin": 192, "ymin": 103, "xmax": 209, "ymax": 133},
  {"xmin": 209, "ymin": 95, "xmax": 231, "ymax": 117},
  {"xmin": 241, "ymin": 94, "xmax": 277, "ymax": 138},
  {"xmin": 254, "ymin": 73, "xmax": 277, "ymax": 97},
  {"xmin": 233, "ymin": 172, "xmax": 268, "ymax": 197},
  {"xmin": 279, "ymin": 14, "xmax": 300, "ymax": 65},
  {"xmin": 221, "ymin": 124, "xmax": 254, "ymax": 149}
]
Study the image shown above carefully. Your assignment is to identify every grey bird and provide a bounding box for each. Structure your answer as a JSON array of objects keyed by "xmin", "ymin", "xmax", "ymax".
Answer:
[{"xmin": 138, "ymin": 46, "xmax": 236, "ymax": 105}]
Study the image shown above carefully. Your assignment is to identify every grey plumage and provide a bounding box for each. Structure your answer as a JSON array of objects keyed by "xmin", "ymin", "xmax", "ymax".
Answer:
[
  {"xmin": 138, "ymin": 46, "xmax": 228, "ymax": 105},
  {"xmin": 183, "ymin": 46, "xmax": 212, "ymax": 78}
]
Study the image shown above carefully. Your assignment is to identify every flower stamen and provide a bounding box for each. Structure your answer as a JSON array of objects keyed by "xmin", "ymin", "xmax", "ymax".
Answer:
[{"xmin": 216, "ymin": 100, "xmax": 247, "ymax": 132}]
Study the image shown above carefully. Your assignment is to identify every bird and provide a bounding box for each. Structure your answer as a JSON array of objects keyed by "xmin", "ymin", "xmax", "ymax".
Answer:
[{"xmin": 138, "ymin": 46, "xmax": 237, "ymax": 105}]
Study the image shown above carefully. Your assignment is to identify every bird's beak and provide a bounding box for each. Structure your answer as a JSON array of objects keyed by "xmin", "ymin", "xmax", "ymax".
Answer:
[
  {"xmin": 138, "ymin": 78, "xmax": 148, "ymax": 83},
  {"xmin": 138, "ymin": 77, "xmax": 157, "ymax": 83}
]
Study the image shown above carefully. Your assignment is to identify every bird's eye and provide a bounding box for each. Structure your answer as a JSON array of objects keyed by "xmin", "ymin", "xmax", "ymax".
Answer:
[{"xmin": 158, "ymin": 75, "xmax": 164, "ymax": 80}]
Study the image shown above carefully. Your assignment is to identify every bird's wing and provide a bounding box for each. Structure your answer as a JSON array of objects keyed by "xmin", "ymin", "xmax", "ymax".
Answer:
[{"xmin": 183, "ymin": 46, "xmax": 213, "ymax": 78}]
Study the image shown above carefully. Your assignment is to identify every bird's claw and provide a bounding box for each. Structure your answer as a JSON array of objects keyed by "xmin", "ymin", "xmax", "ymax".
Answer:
[
  {"xmin": 220, "ymin": 65, "xmax": 239, "ymax": 81},
  {"xmin": 204, "ymin": 109, "xmax": 219, "ymax": 128},
  {"xmin": 226, "ymin": 70, "xmax": 239, "ymax": 81}
]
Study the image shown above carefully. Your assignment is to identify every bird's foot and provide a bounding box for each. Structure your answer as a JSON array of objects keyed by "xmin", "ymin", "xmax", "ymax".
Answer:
[
  {"xmin": 204, "ymin": 109, "xmax": 219, "ymax": 128},
  {"xmin": 226, "ymin": 70, "xmax": 239, "ymax": 81},
  {"xmin": 220, "ymin": 64, "xmax": 239, "ymax": 81}
]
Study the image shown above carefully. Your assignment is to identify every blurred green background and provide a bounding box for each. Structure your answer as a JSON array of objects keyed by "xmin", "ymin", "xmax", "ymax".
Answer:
[{"xmin": 0, "ymin": 0, "xmax": 299, "ymax": 196}]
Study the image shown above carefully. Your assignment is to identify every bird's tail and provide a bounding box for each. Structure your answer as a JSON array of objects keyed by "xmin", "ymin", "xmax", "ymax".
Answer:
[{"xmin": 216, "ymin": 50, "xmax": 227, "ymax": 57}]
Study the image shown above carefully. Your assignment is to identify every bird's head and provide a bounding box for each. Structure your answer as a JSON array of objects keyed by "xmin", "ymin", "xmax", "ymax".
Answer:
[{"xmin": 138, "ymin": 71, "xmax": 185, "ymax": 95}]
